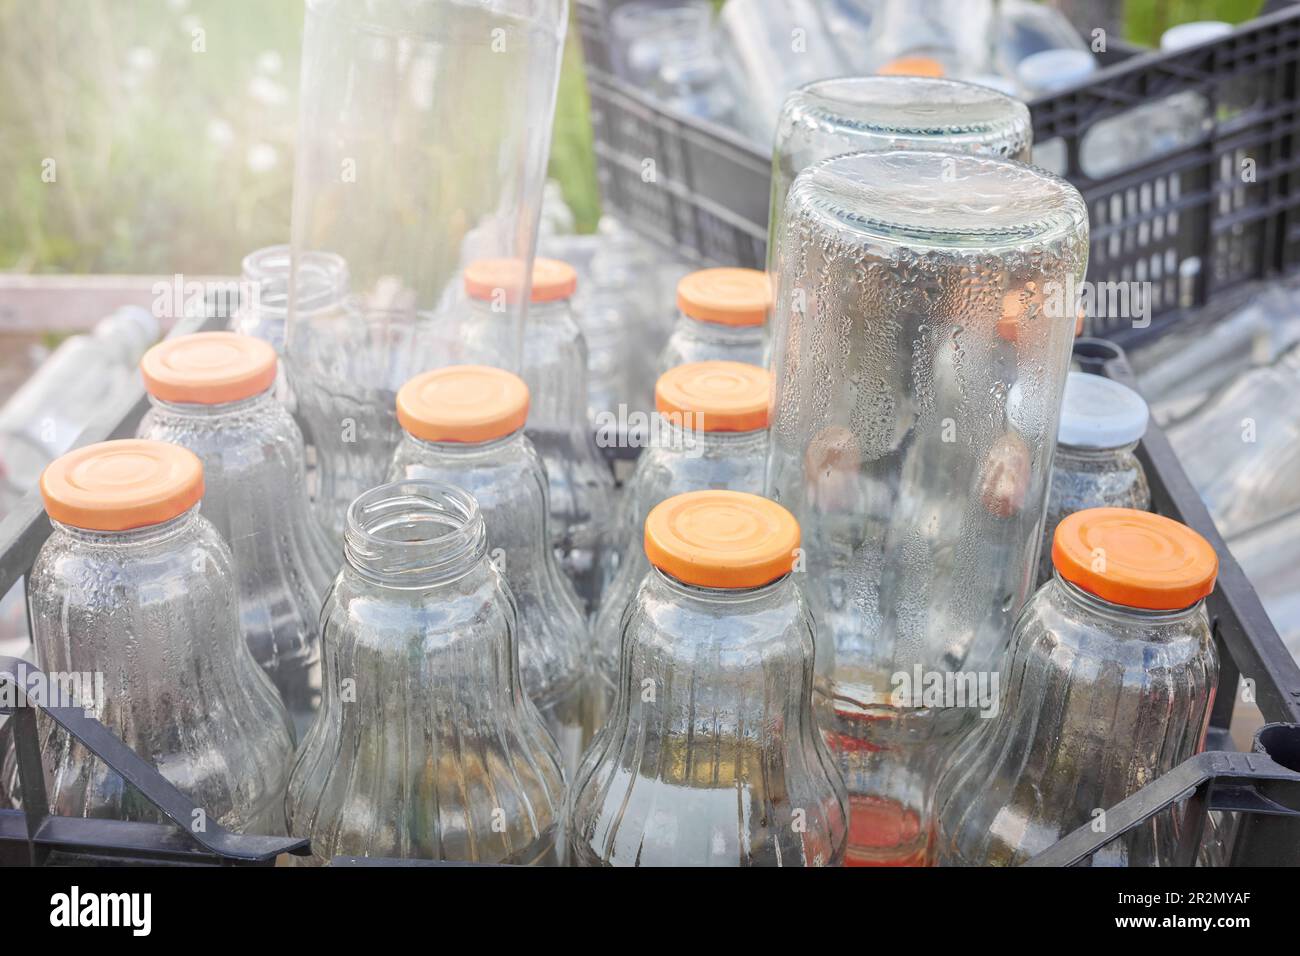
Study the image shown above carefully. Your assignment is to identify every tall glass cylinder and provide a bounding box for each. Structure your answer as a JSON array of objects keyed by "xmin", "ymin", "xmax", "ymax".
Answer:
[
  {"xmin": 286, "ymin": 0, "xmax": 568, "ymax": 543},
  {"xmin": 766, "ymin": 149, "xmax": 1089, "ymax": 865},
  {"xmin": 768, "ymin": 76, "xmax": 1032, "ymax": 270}
]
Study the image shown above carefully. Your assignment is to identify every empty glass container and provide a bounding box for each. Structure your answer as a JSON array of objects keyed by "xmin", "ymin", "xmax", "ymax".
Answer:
[
  {"xmin": 1168, "ymin": 345, "xmax": 1300, "ymax": 538},
  {"xmin": 27, "ymin": 440, "xmax": 294, "ymax": 831},
  {"xmin": 769, "ymin": 76, "xmax": 1032, "ymax": 269},
  {"xmin": 286, "ymin": 480, "xmax": 564, "ymax": 864},
  {"xmin": 766, "ymin": 149, "xmax": 1089, "ymax": 865},
  {"xmin": 286, "ymin": 0, "xmax": 567, "ymax": 545},
  {"xmin": 388, "ymin": 365, "xmax": 587, "ymax": 773},
  {"xmin": 137, "ymin": 332, "xmax": 334, "ymax": 737},
  {"xmin": 458, "ymin": 258, "xmax": 615, "ymax": 611},
  {"xmin": 1037, "ymin": 372, "xmax": 1150, "ymax": 585},
  {"xmin": 591, "ymin": 361, "xmax": 773, "ymax": 729},
  {"xmin": 657, "ymin": 268, "xmax": 771, "ymax": 375},
  {"xmin": 569, "ymin": 490, "xmax": 848, "ymax": 866},
  {"xmin": 932, "ymin": 508, "xmax": 1220, "ymax": 866}
]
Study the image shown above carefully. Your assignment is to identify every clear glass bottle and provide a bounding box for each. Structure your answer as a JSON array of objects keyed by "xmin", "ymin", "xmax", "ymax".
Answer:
[
  {"xmin": 458, "ymin": 258, "xmax": 615, "ymax": 613},
  {"xmin": 286, "ymin": 480, "xmax": 564, "ymax": 864},
  {"xmin": 766, "ymin": 149, "xmax": 1089, "ymax": 865},
  {"xmin": 1037, "ymin": 372, "xmax": 1151, "ymax": 585},
  {"xmin": 657, "ymin": 269, "xmax": 770, "ymax": 376},
  {"xmin": 1168, "ymin": 345, "xmax": 1300, "ymax": 538},
  {"xmin": 137, "ymin": 332, "xmax": 334, "ymax": 738},
  {"xmin": 569, "ymin": 490, "xmax": 848, "ymax": 866},
  {"xmin": 592, "ymin": 361, "xmax": 771, "ymax": 729},
  {"xmin": 387, "ymin": 365, "xmax": 587, "ymax": 774},
  {"xmin": 286, "ymin": 0, "xmax": 568, "ymax": 546},
  {"xmin": 27, "ymin": 440, "xmax": 294, "ymax": 831},
  {"xmin": 932, "ymin": 508, "xmax": 1220, "ymax": 866},
  {"xmin": 769, "ymin": 76, "xmax": 1033, "ymax": 270}
]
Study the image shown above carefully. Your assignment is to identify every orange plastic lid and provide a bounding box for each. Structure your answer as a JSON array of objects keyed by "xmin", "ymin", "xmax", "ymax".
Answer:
[
  {"xmin": 463, "ymin": 257, "xmax": 577, "ymax": 304},
  {"xmin": 655, "ymin": 361, "xmax": 771, "ymax": 432},
  {"xmin": 1052, "ymin": 507, "xmax": 1218, "ymax": 611},
  {"xmin": 396, "ymin": 365, "xmax": 529, "ymax": 443},
  {"xmin": 40, "ymin": 439, "xmax": 204, "ymax": 532},
  {"xmin": 644, "ymin": 490, "xmax": 800, "ymax": 589},
  {"xmin": 676, "ymin": 268, "xmax": 771, "ymax": 327},
  {"xmin": 877, "ymin": 56, "xmax": 946, "ymax": 78},
  {"xmin": 140, "ymin": 332, "xmax": 277, "ymax": 404}
]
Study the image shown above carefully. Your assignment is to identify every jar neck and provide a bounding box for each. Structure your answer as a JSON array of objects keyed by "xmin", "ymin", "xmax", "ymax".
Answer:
[
  {"xmin": 469, "ymin": 297, "xmax": 567, "ymax": 322},
  {"xmin": 678, "ymin": 315, "xmax": 765, "ymax": 342},
  {"xmin": 343, "ymin": 480, "xmax": 487, "ymax": 589},
  {"xmin": 146, "ymin": 388, "xmax": 275, "ymax": 419},
  {"xmin": 651, "ymin": 416, "xmax": 767, "ymax": 454},
  {"xmin": 650, "ymin": 566, "xmax": 792, "ymax": 607},
  {"xmin": 242, "ymin": 245, "xmax": 349, "ymax": 319},
  {"xmin": 52, "ymin": 505, "xmax": 200, "ymax": 548},
  {"xmin": 1055, "ymin": 441, "xmax": 1138, "ymax": 464},
  {"xmin": 1050, "ymin": 572, "xmax": 1204, "ymax": 628}
]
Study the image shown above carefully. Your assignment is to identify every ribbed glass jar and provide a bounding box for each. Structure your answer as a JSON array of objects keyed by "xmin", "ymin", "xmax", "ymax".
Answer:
[
  {"xmin": 569, "ymin": 491, "xmax": 848, "ymax": 866},
  {"xmin": 286, "ymin": 480, "xmax": 564, "ymax": 864},
  {"xmin": 26, "ymin": 440, "xmax": 294, "ymax": 833}
]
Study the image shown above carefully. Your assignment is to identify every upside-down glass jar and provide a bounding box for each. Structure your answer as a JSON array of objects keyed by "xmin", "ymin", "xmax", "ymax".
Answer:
[
  {"xmin": 457, "ymin": 258, "xmax": 615, "ymax": 612},
  {"xmin": 286, "ymin": 480, "xmax": 565, "ymax": 865},
  {"xmin": 27, "ymin": 440, "xmax": 294, "ymax": 831},
  {"xmin": 591, "ymin": 361, "xmax": 774, "ymax": 729},
  {"xmin": 569, "ymin": 490, "xmax": 848, "ymax": 866},
  {"xmin": 286, "ymin": 0, "xmax": 568, "ymax": 546},
  {"xmin": 932, "ymin": 508, "xmax": 1220, "ymax": 866},
  {"xmin": 769, "ymin": 76, "xmax": 1033, "ymax": 270},
  {"xmin": 388, "ymin": 365, "xmax": 587, "ymax": 773},
  {"xmin": 1036, "ymin": 371, "xmax": 1151, "ymax": 586},
  {"xmin": 656, "ymin": 269, "xmax": 771, "ymax": 375},
  {"xmin": 766, "ymin": 149, "xmax": 1089, "ymax": 865},
  {"xmin": 137, "ymin": 333, "xmax": 334, "ymax": 738}
]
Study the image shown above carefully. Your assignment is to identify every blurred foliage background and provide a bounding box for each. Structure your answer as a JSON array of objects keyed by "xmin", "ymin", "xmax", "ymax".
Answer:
[{"xmin": 0, "ymin": 0, "xmax": 1268, "ymax": 275}]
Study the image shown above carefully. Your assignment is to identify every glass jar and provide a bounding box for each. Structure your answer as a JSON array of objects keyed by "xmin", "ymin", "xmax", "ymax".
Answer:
[
  {"xmin": 769, "ymin": 76, "xmax": 1032, "ymax": 269},
  {"xmin": 1037, "ymin": 371, "xmax": 1151, "ymax": 585},
  {"xmin": 286, "ymin": 480, "xmax": 564, "ymax": 864},
  {"xmin": 388, "ymin": 365, "xmax": 587, "ymax": 773},
  {"xmin": 932, "ymin": 508, "xmax": 1220, "ymax": 866},
  {"xmin": 457, "ymin": 258, "xmax": 615, "ymax": 612},
  {"xmin": 656, "ymin": 269, "xmax": 770, "ymax": 375},
  {"xmin": 27, "ymin": 440, "xmax": 294, "ymax": 831},
  {"xmin": 766, "ymin": 149, "xmax": 1089, "ymax": 865},
  {"xmin": 591, "ymin": 361, "xmax": 772, "ymax": 729},
  {"xmin": 1168, "ymin": 345, "xmax": 1300, "ymax": 538},
  {"xmin": 569, "ymin": 490, "xmax": 848, "ymax": 866},
  {"xmin": 137, "ymin": 332, "xmax": 335, "ymax": 738},
  {"xmin": 286, "ymin": 0, "xmax": 568, "ymax": 546}
]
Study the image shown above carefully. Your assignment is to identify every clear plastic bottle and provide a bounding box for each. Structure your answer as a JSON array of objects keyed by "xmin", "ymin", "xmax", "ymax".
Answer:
[
  {"xmin": 137, "ymin": 332, "xmax": 334, "ymax": 738},
  {"xmin": 286, "ymin": 480, "xmax": 564, "ymax": 864},
  {"xmin": 1167, "ymin": 346, "xmax": 1300, "ymax": 538},
  {"xmin": 388, "ymin": 365, "xmax": 587, "ymax": 774},
  {"xmin": 1037, "ymin": 371, "xmax": 1151, "ymax": 585},
  {"xmin": 766, "ymin": 149, "xmax": 1089, "ymax": 865},
  {"xmin": 932, "ymin": 508, "xmax": 1220, "ymax": 866},
  {"xmin": 569, "ymin": 490, "xmax": 848, "ymax": 866},
  {"xmin": 457, "ymin": 258, "xmax": 616, "ymax": 613},
  {"xmin": 591, "ymin": 361, "xmax": 772, "ymax": 729},
  {"xmin": 27, "ymin": 440, "xmax": 294, "ymax": 831},
  {"xmin": 656, "ymin": 269, "xmax": 770, "ymax": 377},
  {"xmin": 769, "ymin": 76, "xmax": 1033, "ymax": 270},
  {"xmin": 286, "ymin": 0, "xmax": 567, "ymax": 546}
]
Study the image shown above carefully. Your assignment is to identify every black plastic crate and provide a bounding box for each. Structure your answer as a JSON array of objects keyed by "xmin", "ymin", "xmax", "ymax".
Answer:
[{"xmin": 578, "ymin": 0, "xmax": 1300, "ymax": 348}]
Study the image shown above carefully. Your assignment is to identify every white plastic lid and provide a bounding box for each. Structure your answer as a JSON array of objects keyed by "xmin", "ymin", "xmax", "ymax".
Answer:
[
  {"xmin": 1160, "ymin": 21, "xmax": 1233, "ymax": 51},
  {"xmin": 1057, "ymin": 371, "xmax": 1149, "ymax": 448},
  {"xmin": 1016, "ymin": 49, "xmax": 1097, "ymax": 94}
]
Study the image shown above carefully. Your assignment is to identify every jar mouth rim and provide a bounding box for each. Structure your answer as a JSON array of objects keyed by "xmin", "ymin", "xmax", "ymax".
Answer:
[{"xmin": 346, "ymin": 480, "xmax": 482, "ymax": 551}]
